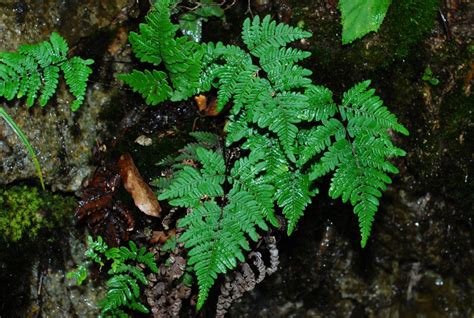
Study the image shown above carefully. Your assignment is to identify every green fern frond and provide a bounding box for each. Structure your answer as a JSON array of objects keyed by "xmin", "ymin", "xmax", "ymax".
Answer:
[
  {"xmin": 225, "ymin": 112, "xmax": 253, "ymax": 145},
  {"xmin": 178, "ymin": 200, "xmax": 248, "ymax": 310},
  {"xmin": 242, "ymin": 15, "xmax": 312, "ymax": 57},
  {"xmin": 259, "ymin": 47, "xmax": 311, "ymax": 74},
  {"xmin": 308, "ymin": 139, "xmax": 353, "ymax": 181},
  {"xmin": 229, "ymin": 151, "xmax": 277, "ymax": 227},
  {"xmin": 158, "ymin": 148, "xmax": 225, "ymax": 207},
  {"xmin": 303, "ymin": 82, "xmax": 408, "ymax": 246},
  {"xmin": 0, "ymin": 32, "xmax": 94, "ymax": 110},
  {"xmin": 202, "ymin": 43, "xmax": 255, "ymax": 111},
  {"xmin": 117, "ymin": 70, "xmax": 172, "ymax": 105},
  {"xmin": 341, "ymin": 80, "xmax": 409, "ymax": 136},
  {"xmin": 108, "ymin": 263, "xmax": 148, "ymax": 285},
  {"xmin": 122, "ymin": 0, "xmax": 203, "ymax": 103},
  {"xmin": 303, "ymin": 85, "xmax": 338, "ymax": 122},
  {"xmin": 128, "ymin": 0, "xmax": 177, "ymax": 66},
  {"xmin": 297, "ymin": 118, "xmax": 346, "ymax": 166},
  {"xmin": 166, "ymin": 149, "xmax": 279, "ymax": 308},
  {"xmin": 268, "ymin": 64, "xmax": 312, "ymax": 91},
  {"xmin": 254, "ymin": 96, "xmax": 300, "ymax": 162},
  {"xmin": 275, "ymin": 171, "xmax": 313, "ymax": 234},
  {"xmin": 241, "ymin": 134, "xmax": 289, "ymax": 181},
  {"xmin": 101, "ymin": 274, "xmax": 144, "ymax": 313},
  {"xmin": 39, "ymin": 66, "xmax": 60, "ymax": 107},
  {"xmin": 61, "ymin": 57, "xmax": 94, "ymax": 111},
  {"xmin": 72, "ymin": 236, "xmax": 157, "ymax": 316}
]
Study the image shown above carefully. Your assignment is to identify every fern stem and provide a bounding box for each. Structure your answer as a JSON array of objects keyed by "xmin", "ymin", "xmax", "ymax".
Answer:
[{"xmin": 0, "ymin": 106, "xmax": 45, "ymax": 190}]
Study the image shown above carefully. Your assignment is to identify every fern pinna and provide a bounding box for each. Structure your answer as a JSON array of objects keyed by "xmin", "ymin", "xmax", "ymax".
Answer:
[
  {"xmin": 125, "ymin": 4, "xmax": 408, "ymax": 310},
  {"xmin": 0, "ymin": 32, "xmax": 93, "ymax": 111}
]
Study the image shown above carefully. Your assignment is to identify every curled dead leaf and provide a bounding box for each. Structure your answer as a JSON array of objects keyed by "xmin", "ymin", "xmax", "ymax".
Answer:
[
  {"xmin": 118, "ymin": 153, "xmax": 161, "ymax": 217},
  {"xmin": 194, "ymin": 94, "xmax": 220, "ymax": 116}
]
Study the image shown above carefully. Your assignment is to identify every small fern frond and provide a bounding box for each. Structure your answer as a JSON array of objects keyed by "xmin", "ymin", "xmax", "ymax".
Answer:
[
  {"xmin": 158, "ymin": 148, "xmax": 225, "ymax": 207},
  {"xmin": 124, "ymin": 0, "xmax": 203, "ymax": 102},
  {"xmin": 308, "ymin": 139, "xmax": 352, "ymax": 181},
  {"xmin": 275, "ymin": 171, "xmax": 313, "ymax": 234},
  {"xmin": 60, "ymin": 56, "xmax": 94, "ymax": 111},
  {"xmin": 229, "ymin": 151, "xmax": 277, "ymax": 227},
  {"xmin": 242, "ymin": 134, "xmax": 289, "ymax": 181},
  {"xmin": 117, "ymin": 70, "xmax": 172, "ymax": 105},
  {"xmin": 178, "ymin": 201, "xmax": 248, "ymax": 310},
  {"xmin": 303, "ymin": 85, "xmax": 338, "ymax": 122},
  {"xmin": 255, "ymin": 96, "xmax": 299, "ymax": 162},
  {"xmin": 108, "ymin": 263, "xmax": 147, "ymax": 285},
  {"xmin": 242, "ymin": 15, "xmax": 312, "ymax": 58},
  {"xmin": 297, "ymin": 118, "xmax": 346, "ymax": 166},
  {"xmin": 341, "ymin": 80, "xmax": 409, "ymax": 136},
  {"xmin": 197, "ymin": 147, "xmax": 226, "ymax": 177},
  {"xmin": 101, "ymin": 274, "xmax": 146, "ymax": 314},
  {"xmin": 225, "ymin": 112, "xmax": 253, "ymax": 145},
  {"xmin": 205, "ymin": 44, "xmax": 255, "ymax": 111},
  {"xmin": 39, "ymin": 65, "xmax": 60, "ymax": 107},
  {"xmin": 305, "ymin": 81, "xmax": 408, "ymax": 246},
  {"xmin": 267, "ymin": 64, "xmax": 312, "ymax": 91},
  {"xmin": 259, "ymin": 47, "xmax": 311, "ymax": 75},
  {"xmin": 128, "ymin": 0, "xmax": 177, "ymax": 65}
]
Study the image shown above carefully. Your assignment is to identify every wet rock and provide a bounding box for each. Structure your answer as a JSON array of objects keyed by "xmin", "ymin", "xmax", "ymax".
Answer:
[
  {"xmin": 26, "ymin": 229, "xmax": 106, "ymax": 318},
  {"xmin": 0, "ymin": 0, "xmax": 137, "ymax": 191}
]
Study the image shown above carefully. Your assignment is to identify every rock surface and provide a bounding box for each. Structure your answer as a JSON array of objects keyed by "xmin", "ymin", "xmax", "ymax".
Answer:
[{"xmin": 0, "ymin": 0, "xmax": 136, "ymax": 191}]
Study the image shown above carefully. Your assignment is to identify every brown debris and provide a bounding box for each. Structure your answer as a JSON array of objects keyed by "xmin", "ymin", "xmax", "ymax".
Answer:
[
  {"xmin": 150, "ymin": 229, "xmax": 176, "ymax": 244},
  {"xmin": 216, "ymin": 236, "xmax": 280, "ymax": 317},
  {"xmin": 195, "ymin": 94, "xmax": 220, "ymax": 116},
  {"xmin": 76, "ymin": 167, "xmax": 135, "ymax": 246},
  {"xmin": 266, "ymin": 236, "xmax": 280, "ymax": 275},
  {"xmin": 118, "ymin": 153, "xmax": 161, "ymax": 217},
  {"xmin": 145, "ymin": 253, "xmax": 191, "ymax": 318}
]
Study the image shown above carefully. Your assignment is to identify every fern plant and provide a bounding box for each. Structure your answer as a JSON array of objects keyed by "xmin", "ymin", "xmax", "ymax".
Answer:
[
  {"xmin": 124, "ymin": 3, "xmax": 408, "ymax": 310},
  {"xmin": 198, "ymin": 15, "xmax": 408, "ymax": 246},
  {"xmin": 117, "ymin": 0, "xmax": 203, "ymax": 104},
  {"xmin": 68, "ymin": 236, "xmax": 158, "ymax": 317}
]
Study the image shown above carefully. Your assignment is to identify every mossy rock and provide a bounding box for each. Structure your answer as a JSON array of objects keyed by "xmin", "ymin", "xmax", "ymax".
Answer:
[
  {"xmin": 0, "ymin": 185, "xmax": 75, "ymax": 242},
  {"xmin": 346, "ymin": 0, "xmax": 439, "ymax": 68}
]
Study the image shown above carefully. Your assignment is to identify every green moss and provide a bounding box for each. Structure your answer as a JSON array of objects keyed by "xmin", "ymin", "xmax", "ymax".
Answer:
[
  {"xmin": 0, "ymin": 185, "xmax": 75, "ymax": 242},
  {"xmin": 381, "ymin": 0, "xmax": 439, "ymax": 58}
]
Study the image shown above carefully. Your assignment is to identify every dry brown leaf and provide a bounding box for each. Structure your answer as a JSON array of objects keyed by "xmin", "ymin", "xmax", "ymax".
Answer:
[
  {"xmin": 118, "ymin": 153, "xmax": 161, "ymax": 217},
  {"xmin": 194, "ymin": 94, "xmax": 220, "ymax": 116},
  {"xmin": 150, "ymin": 229, "xmax": 176, "ymax": 244}
]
